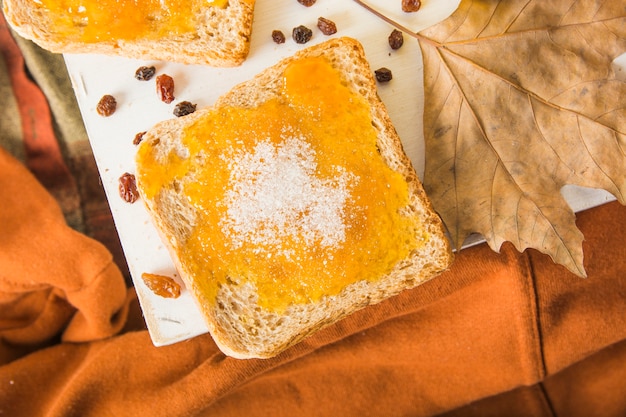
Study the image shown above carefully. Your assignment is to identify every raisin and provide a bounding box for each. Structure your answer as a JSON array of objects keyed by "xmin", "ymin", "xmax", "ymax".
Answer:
[
  {"xmin": 402, "ymin": 0, "xmax": 421, "ymax": 13},
  {"xmin": 133, "ymin": 131, "xmax": 146, "ymax": 145},
  {"xmin": 134, "ymin": 65, "xmax": 156, "ymax": 81},
  {"xmin": 292, "ymin": 25, "xmax": 313, "ymax": 44},
  {"xmin": 297, "ymin": 0, "xmax": 316, "ymax": 6},
  {"xmin": 173, "ymin": 101, "xmax": 197, "ymax": 117},
  {"xmin": 118, "ymin": 172, "xmax": 140, "ymax": 203},
  {"xmin": 156, "ymin": 74, "xmax": 175, "ymax": 104},
  {"xmin": 272, "ymin": 30, "xmax": 286, "ymax": 44},
  {"xmin": 375, "ymin": 67, "xmax": 393, "ymax": 82},
  {"xmin": 317, "ymin": 17, "xmax": 337, "ymax": 36},
  {"xmin": 388, "ymin": 29, "xmax": 404, "ymax": 50},
  {"xmin": 141, "ymin": 272, "xmax": 181, "ymax": 299},
  {"xmin": 96, "ymin": 94, "xmax": 117, "ymax": 117}
]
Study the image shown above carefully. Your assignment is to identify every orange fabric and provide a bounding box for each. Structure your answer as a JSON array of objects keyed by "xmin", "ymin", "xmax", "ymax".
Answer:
[
  {"xmin": 1, "ymin": 145, "xmax": 626, "ymax": 415},
  {"xmin": 0, "ymin": 148, "xmax": 132, "ymax": 364},
  {"xmin": 439, "ymin": 339, "xmax": 626, "ymax": 417}
]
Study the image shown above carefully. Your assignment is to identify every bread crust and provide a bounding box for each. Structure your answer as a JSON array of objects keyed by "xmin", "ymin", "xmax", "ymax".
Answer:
[
  {"xmin": 2, "ymin": 0, "xmax": 255, "ymax": 66},
  {"xmin": 136, "ymin": 37, "xmax": 454, "ymax": 358}
]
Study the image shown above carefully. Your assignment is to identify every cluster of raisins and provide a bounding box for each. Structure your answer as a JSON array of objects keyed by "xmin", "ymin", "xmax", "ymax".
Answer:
[
  {"xmin": 271, "ymin": 1, "xmax": 338, "ymax": 46},
  {"xmin": 272, "ymin": 17, "xmax": 337, "ymax": 46},
  {"xmin": 371, "ymin": 27, "xmax": 411, "ymax": 84},
  {"xmin": 102, "ymin": 65, "xmax": 198, "ymax": 205},
  {"xmin": 271, "ymin": 0, "xmax": 400, "ymax": 84}
]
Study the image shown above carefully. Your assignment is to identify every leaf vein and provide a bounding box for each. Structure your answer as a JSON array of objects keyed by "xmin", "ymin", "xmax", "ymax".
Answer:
[
  {"xmin": 558, "ymin": 0, "xmax": 579, "ymax": 28},
  {"xmin": 575, "ymin": 115, "xmax": 625, "ymax": 201},
  {"xmin": 441, "ymin": 16, "xmax": 625, "ymax": 47},
  {"xmin": 506, "ymin": 0, "xmax": 534, "ymax": 34}
]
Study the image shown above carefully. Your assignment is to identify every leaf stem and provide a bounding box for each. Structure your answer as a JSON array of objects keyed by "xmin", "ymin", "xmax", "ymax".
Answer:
[{"xmin": 352, "ymin": 0, "xmax": 423, "ymax": 41}]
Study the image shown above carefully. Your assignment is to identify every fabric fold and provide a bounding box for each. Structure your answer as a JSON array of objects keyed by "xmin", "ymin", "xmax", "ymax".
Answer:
[
  {"xmin": 530, "ymin": 200, "xmax": 626, "ymax": 375},
  {"xmin": 0, "ymin": 148, "xmax": 131, "ymax": 365}
]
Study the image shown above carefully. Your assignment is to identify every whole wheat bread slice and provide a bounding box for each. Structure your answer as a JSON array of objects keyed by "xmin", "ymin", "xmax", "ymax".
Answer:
[
  {"xmin": 2, "ymin": 0, "xmax": 254, "ymax": 66},
  {"xmin": 135, "ymin": 37, "xmax": 454, "ymax": 359}
]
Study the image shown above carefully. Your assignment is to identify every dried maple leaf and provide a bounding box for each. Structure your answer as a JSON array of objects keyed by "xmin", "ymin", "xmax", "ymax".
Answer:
[{"xmin": 417, "ymin": 0, "xmax": 626, "ymax": 277}]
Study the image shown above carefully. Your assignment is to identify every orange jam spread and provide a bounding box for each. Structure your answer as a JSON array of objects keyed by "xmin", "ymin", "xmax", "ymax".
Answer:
[
  {"xmin": 38, "ymin": 0, "xmax": 228, "ymax": 42},
  {"xmin": 137, "ymin": 56, "xmax": 428, "ymax": 312}
]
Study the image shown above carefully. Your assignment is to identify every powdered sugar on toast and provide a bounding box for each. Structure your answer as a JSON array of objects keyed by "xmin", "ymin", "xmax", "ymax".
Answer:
[{"xmin": 220, "ymin": 136, "xmax": 357, "ymax": 257}]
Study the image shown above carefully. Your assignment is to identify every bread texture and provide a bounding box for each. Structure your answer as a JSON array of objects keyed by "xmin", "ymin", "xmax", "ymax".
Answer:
[
  {"xmin": 135, "ymin": 37, "xmax": 454, "ymax": 359},
  {"xmin": 2, "ymin": 0, "xmax": 254, "ymax": 66}
]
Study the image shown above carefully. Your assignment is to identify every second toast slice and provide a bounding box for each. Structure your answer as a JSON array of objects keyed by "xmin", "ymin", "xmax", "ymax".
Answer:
[{"xmin": 3, "ymin": 0, "xmax": 255, "ymax": 66}]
